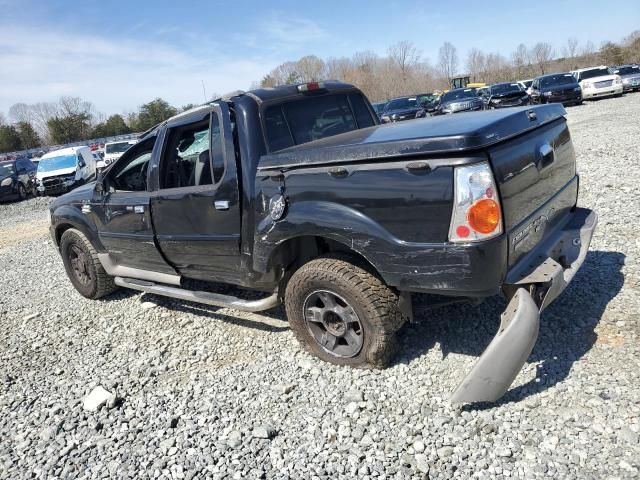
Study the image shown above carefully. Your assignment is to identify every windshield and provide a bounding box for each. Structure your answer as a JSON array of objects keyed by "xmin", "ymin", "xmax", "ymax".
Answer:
[
  {"xmin": 385, "ymin": 97, "xmax": 418, "ymax": 111},
  {"xmin": 491, "ymin": 83, "xmax": 522, "ymax": 95},
  {"xmin": 540, "ymin": 74, "xmax": 577, "ymax": 88},
  {"xmin": 37, "ymin": 154, "xmax": 78, "ymax": 173},
  {"xmin": 616, "ymin": 66, "xmax": 640, "ymax": 75},
  {"xmin": 579, "ymin": 68, "xmax": 610, "ymax": 80},
  {"xmin": 0, "ymin": 162, "xmax": 16, "ymax": 177},
  {"xmin": 417, "ymin": 94, "xmax": 438, "ymax": 106},
  {"xmin": 440, "ymin": 88, "xmax": 477, "ymax": 102},
  {"xmin": 106, "ymin": 142, "xmax": 133, "ymax": 154}
]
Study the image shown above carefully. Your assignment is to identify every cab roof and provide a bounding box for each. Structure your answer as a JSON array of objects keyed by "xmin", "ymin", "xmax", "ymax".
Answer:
[{"xmin": 140, "ymin": 80, "xmax": 359, "ymax": 140}]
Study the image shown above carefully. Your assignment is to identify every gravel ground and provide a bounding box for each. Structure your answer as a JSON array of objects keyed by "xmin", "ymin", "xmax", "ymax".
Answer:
[{"xmin": 1, "ymin": 95, "xmax": 639, "ymax": 480}]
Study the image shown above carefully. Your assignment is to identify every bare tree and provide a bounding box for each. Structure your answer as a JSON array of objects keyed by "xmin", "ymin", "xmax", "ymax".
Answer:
[
  {"xmin": 511, "ymin": 44, "xmax": 530, "ymax": 79},
  {"xmin": 467, "ymin": 48, "xmax": 486, "ymax": 82},
  {"xmin": 531, "ymin": 42, "xmax": 554, "ymax": 74},
  {"xmin": 8, "ymin": 103, "xmax": 36, "ymax": 124},
  {"xmin": 30, "ymin": 102, "xmax": 58, "ymax": 144},
  {"xmin": 387, "ymin": 41, "xmax": 421, "ymax": 83},
  {"xmin": 484, "ymin": 53, "xmax": 510, "ymax": 83},
  {"xmin": 437, "ymin": 42, "xmax": 458, "ymax": 84},
  {"xmin": 296, "ymin": 55, "xmax": 326, "ymax": 82},
  {"xmin": 580, "ymin": 40, "xmax": 597, "ymax": 65},
  {"xmin": 622, "ymin": 30, "xmax": 640, "ymax": 63},
  {"xmin": 563, "ymin": 37, "xmax": 579, "ymax": 59}
]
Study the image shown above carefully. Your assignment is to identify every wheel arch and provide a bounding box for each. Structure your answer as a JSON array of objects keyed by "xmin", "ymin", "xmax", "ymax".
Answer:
[
  {"xmin": 263, "ymin": 234, "xmax": 383, "ymax": 287},
  {"xmin": 52, "ymin": 205, "xmax": 104, "ymax": 252}
]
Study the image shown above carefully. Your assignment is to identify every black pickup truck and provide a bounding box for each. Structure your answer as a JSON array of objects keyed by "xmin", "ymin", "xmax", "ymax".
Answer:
[{"xmin": 48, "ymin": 81, "xmax": 597, "ymax": 403}]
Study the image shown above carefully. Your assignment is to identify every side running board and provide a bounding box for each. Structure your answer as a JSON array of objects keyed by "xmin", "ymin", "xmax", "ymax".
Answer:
[{"xmin": 114, "ymin": 277, "xmax": 281, "ymax": 313}]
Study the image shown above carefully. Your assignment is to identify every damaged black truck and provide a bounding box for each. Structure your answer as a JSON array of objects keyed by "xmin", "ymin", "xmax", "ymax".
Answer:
[{"xmin": 48, "ymin": 81, "xmax": 597, "ymax": 403}]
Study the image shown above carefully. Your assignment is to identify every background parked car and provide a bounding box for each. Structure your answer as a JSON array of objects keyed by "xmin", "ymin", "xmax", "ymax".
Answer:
[
  {"xmin": 434, "ymin": 88, "xmax": 484, "ymax": 114},
  {"xmin": 0, "ymin": 158, "xmax": 37, "ymax": 202},
  {"xmin": 572, "ymin": 66, "xmax": 623, "ymax": 100},
  {"xmin": 379, "ymin": 96, "xmax": 426, "ymax": 123},
  {"xmin": 518, "ymin": 79, "xmax": 534, "ymax": 94},
  {"xmin": 530, "ymin": 73, "xmax": 583, "ymax": 106},
  {"xmin": 612, "ymin": 64, "xmax": 640, "ymax": 92},
  {"xmin": 103, "ymin": 140, "xmax": 137, "ymax": 167},
  {"xmin": 371, "ymin": 102, "xmax": 387, "ymax": 119},
  {"xmin": 480, "ymin": 82, "xmax": 530, "ymax": 108},
  {"xmin": 36, "ymin": 146, "xmax": 97, "ymax": 196},
  {"xmin": 416, "ymin": 93, "xmax": 440, "ymax": 113}
]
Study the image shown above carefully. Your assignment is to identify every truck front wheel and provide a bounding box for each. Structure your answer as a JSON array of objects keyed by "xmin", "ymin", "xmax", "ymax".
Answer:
[
  {"xmin": 60, "ymin": 228, "xmax": 118, "ymax": 299},
  {"xmin": 285, "ymin": 257, "xmax": 404, "ymax": 367}
]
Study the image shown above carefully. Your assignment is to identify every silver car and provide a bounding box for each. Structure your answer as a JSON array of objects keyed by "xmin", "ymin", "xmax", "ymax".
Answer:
[{"xmin": 613, "ymin": 65, "xmax": 640, "ymax": 92}]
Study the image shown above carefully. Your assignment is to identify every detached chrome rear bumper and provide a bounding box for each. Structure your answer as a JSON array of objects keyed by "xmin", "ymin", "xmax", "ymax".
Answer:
[{"xmin": 451, "ymin": 208, "xmax": 597, "ymax": 403}]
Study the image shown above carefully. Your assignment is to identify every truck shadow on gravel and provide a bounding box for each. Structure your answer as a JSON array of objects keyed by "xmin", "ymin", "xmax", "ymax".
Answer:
[{"xmin": 398, "ymin": 250, "xmax": 625, "ymax": 405}]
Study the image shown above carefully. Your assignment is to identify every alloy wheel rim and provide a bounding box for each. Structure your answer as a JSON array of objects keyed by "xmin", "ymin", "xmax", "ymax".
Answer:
[
  {"xmin": 303, "ymin": 290, "xmax": 364, "ymax": 358},
  {"xmin": 69, "ymin": 244, "xmax": 91, "ymax": 285}
]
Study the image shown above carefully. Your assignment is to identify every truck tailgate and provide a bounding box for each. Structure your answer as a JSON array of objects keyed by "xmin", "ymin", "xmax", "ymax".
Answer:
[{"xmin": 488, "ymin": 118, "xmax": 578, "ymax": 269}]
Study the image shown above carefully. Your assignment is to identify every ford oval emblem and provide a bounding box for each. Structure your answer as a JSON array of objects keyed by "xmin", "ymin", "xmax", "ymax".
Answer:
[{"xmin": 269, "ymin": 194, "xmax": 287, "ymax": 221}]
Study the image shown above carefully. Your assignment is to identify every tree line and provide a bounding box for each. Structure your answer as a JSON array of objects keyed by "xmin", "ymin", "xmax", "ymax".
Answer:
[
  {"xmin": 259, "ymin": 31, "xmax": 640, "ymax": 102},
  {"xmin": 0, "ymin": 97, "xmax": 189, "ymax": 154},
  {"xmin": 2, "ymin": 30, "xmax": 639, "ymax": 154}
]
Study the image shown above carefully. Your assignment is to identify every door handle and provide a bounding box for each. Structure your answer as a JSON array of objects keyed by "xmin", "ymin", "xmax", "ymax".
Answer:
[{"xmin": 214, "ymin": 200, "xmax": 230, "ymax": 211}]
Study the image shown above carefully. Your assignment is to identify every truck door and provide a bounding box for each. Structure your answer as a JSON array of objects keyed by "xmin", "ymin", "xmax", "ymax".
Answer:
[
  {"xmin": 150, "ymin": 103, "xmax": 242, "ymax": 283},
  {"xmin": 95, "ymin": 135, "xmax": 177, "ymax": 275}
]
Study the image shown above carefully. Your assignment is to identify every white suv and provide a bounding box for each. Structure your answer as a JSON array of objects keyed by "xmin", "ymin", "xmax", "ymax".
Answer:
[{"xmin": 572, "ymin": 66, "xmax": 623, "ymax": 100}]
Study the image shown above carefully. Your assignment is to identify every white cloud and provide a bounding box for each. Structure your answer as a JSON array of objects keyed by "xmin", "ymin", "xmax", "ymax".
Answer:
[
  {"xmin": 0, "ymin": 24, "xmax": 277, "ymax": 116},
  {"xmin": 234, "ymin": 12, "xmax": 329, "ymax": 54}
]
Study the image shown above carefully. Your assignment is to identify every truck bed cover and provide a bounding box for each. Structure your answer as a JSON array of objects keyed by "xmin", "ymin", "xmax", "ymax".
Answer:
[{"xmin": 258, "ymin": 104, "xmax": 566, "ymax": 171}]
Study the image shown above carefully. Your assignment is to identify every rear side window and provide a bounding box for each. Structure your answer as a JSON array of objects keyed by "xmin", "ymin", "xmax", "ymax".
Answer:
[
  {"xmin": 264, "ymin": 93, "xmax": 374, "ymax": 152},
  {"xmin": 348, "ymin": 94, "xmax": 375, "ymax": 129}
]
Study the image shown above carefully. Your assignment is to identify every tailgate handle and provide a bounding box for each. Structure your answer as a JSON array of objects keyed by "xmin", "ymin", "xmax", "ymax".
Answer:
[
  {"xmin": 406, "ymin": 161, "xmax": 432, "ymax": 173},
  {"xmin": 328, "ymin": 167, "xmax": 348, "ymax": 178},
  {"xmin": 539, "ymin": 144, "xmax": 554, "ymax": 169}
]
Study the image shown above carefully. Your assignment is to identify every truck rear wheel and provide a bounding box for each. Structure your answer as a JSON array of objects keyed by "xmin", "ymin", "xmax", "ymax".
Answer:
[
  {"xmin": 285, "ymin": 257, "xmax": 404, "ymax": 368},
  {"xmin": 60, "ymin": 228, "xmax": 118, "ymax": 299}
]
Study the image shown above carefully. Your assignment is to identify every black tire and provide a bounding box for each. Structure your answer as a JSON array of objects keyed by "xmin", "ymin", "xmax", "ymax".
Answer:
[
  {"xmin": 60, "ymin": 228, "xmax": 118, "ymax": 299},
  {"xmin": 17, "ymin": 183, "xmax": 26, "ymax": 201},
  {"xmin": 285, "ymin": 257, "xmax": 404, "ymax": 368}
]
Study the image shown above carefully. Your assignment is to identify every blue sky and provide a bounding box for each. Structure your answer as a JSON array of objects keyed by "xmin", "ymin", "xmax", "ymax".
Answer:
[{"xmin": 0, "ymin": 0, "xmax": 638, "ymax": 116}]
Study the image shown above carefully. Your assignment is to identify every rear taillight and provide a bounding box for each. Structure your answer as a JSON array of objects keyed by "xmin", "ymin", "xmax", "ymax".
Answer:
[{"xmin": 449, "ymin": 162, "xmax": 503, "ymax": 242}]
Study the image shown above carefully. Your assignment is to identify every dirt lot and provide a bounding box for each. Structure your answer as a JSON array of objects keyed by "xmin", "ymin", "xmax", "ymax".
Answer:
[{"xmin": 1, "ymin": 95, "xmax": 639, "ymax": 479}]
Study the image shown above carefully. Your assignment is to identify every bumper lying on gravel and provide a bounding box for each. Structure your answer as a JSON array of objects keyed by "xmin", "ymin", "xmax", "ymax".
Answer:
[{"xmin": 451, "ymin": 208, "xmax": 598, "ymax": 403}]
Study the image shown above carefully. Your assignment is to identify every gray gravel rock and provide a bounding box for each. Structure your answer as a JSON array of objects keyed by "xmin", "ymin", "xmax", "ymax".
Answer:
[
  {"xmin": 253, "ymin": 425, "xmax": 277, "ymax": 439},
  {"xmin": 227, "ymin": 430, "xmax": 242, "ymax": 448},
  {"xmin": 82, "ymin": 386, "xmax": 116, "ymax": 412},
  {"xmin": 0, "ymin": 95, "xmax": 639, "ymax": 479}
]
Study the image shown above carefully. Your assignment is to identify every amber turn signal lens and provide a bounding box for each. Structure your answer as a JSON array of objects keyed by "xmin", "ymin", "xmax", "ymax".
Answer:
[{"xmin": 467, "ymin": 199, "xmax": 500, "ymax": 234}]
